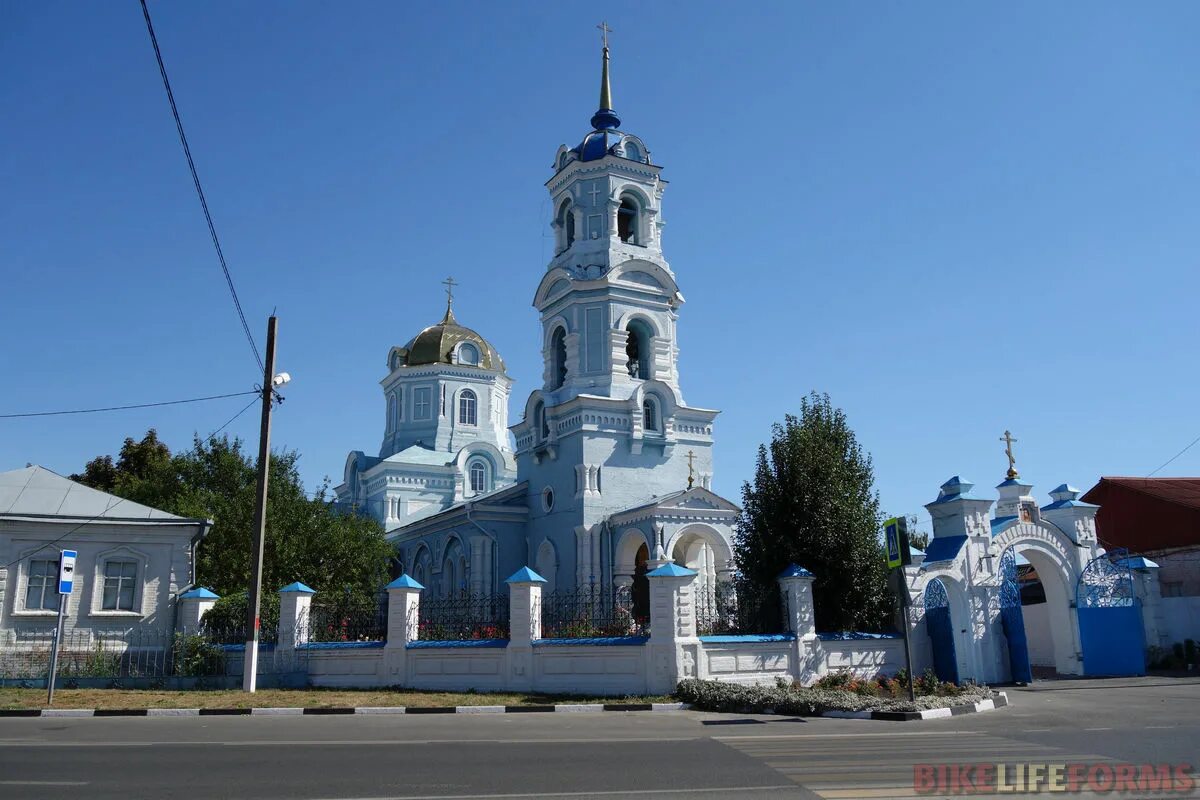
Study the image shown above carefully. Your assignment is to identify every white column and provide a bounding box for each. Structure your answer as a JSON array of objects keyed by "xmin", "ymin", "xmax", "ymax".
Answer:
[
  {"xmin": 778, "ymin": 565, "xmax": 820, "ymax": 684},
  {"xmin": 384, "ymin": 574, "xmax": 423, "ymax": 683},
  {"xmin": 506, "ymin": 567, "xmax": 546, "ymax": 692},
  {"xmin": 278, "ymin": 582, "xmax": 316, "ymax": 650},
  {"xmin": 176, "ymin": 587, "xmax": 219, "ymax": 635},
  {"xmin": 645, "ymin": 563, "xmax": 699, "ymax": 694}
]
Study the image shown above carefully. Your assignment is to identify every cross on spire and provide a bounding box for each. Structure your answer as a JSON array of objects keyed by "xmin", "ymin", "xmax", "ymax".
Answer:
[
  {"xmin": 1000, "ymin": 430, "xmax": 1019, "ymax": 480},
  {"xmin": 686, "ymin": 449, "xmax": 696, "ymax": 490},
  {"xmin": 597, "ymin": 21, "xmax": 612, "ymax": 50},
  {"xmin": 441, "ymin": 276, "xmax": 458, "ymax": 323}
]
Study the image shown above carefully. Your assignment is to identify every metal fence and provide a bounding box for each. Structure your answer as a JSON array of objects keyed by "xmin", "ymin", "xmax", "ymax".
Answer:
[
  {"xmin": 0, "ymin": 628, "xmax": 304, "ymax": 683},
  {"xmin": 417, "ymin": 592, "xmax": 510, "ymax": 641},
  {"xmin": 303, "ymin": 601, "xmax": 388, "ymax": 643},
  {"xmin": 695, "ymin": 581, "xmax": 785, "ymax": 636},
  {"xmin": 540, "ymin": 584, "xmax": 647, "ymax": 639}
]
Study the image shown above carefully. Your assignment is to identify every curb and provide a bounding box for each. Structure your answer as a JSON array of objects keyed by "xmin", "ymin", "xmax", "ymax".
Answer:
[
  {"xmin": 0, "ymin": 702, "xmax": 690, "ymax": 718},
  {"xmin": 823, "ymin": 692, "xmax": 1008, "ymax": 722},
  {"xmin": 0, "ymin": 695, "xmax": 1004, "ymax": 721}
]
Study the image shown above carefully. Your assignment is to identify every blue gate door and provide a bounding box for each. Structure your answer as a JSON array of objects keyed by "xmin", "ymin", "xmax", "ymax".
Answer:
[
  {"xmin": 999, "ymin": 549, "xmax": 1033, "ymax": 683},
  {"xmin": 1076, "ymin": 550, "xmax": 1146, "ymax": 677},
  {"xmin": 924, "ymin": 578, "xmax": 959, "ymax": 684}
]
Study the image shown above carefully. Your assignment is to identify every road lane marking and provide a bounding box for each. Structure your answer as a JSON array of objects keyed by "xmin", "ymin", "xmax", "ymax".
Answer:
[
  {"xmin": 307, "ymin": 786, "xmax": 799, "ymax": 800},
  {"xmin": 0, "ymin": 781, "xmax": 89, "ymax": 786}
]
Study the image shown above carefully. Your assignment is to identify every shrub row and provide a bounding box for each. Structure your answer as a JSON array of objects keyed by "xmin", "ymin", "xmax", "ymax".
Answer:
[{"xmin": 676, "ymin": 673, "xmax": 993, "ymax": 715}]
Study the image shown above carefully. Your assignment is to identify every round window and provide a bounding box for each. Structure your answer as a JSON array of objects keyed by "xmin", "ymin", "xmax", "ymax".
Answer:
[{"xmin": 542, "ymin": 486, "xmax": 555, "ymax": 512}]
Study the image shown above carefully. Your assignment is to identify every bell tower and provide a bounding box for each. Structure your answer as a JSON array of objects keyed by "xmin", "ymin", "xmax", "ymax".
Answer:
[{"xmin": 532, "ymin": 31, "xmax": 681, "ymax": 406}]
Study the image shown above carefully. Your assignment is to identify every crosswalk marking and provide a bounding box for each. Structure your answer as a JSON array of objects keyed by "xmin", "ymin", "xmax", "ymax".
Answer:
[{"xmin": 719, "ymin": 732, "xmax": 1129, "ymax": 800}]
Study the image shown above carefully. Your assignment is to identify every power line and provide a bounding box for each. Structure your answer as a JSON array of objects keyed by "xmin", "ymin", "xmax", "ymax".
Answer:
[
  {"xmin": 0, "ymin": 390, "xmax": 258, "ymax": 419},
  {"xmin": 1147, "ymin": 433, "xmax": 1200, "ymax": 477},
  {"xmin": 138, "ymin": 0, "xmax": 264, "ymax": 375},
  {"xmin": 0, "ymin": 395, "xmax": 263, "ymax": 573}
]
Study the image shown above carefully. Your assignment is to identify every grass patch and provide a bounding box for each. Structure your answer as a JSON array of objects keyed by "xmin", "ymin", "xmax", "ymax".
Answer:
[{"xmin": 0, "ymin": 687, "xmax": 674, "ymax": 711}]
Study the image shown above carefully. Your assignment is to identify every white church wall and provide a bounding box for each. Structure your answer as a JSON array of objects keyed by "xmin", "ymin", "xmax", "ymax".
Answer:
[
  {"xmin": 1021, "ymin": 602, "xmax": 1056, "ymax": 667},
  {"xmin": 818, "ymin": 639, "xmax": 907, "ymax": 680}
]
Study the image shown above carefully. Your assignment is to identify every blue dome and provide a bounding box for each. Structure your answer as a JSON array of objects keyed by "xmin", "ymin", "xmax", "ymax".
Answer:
[{"xmin": 570, "ymin": 130, "xmax": 650, "ymax": 164}]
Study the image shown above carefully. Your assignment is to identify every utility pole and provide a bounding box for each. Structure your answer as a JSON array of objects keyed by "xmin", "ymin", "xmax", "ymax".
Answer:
[{"xmin": 243, "ymin": 315, "xmax": 279, "ymax": 692}]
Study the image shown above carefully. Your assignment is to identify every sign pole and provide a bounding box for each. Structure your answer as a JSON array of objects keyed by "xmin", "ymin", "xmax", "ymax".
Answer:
[
  {"xmin": 47, "ymin": 548, "xmax": 77, "ymax": 706},
  {"xmin": 884, "ymin": 518, "xmax": 916, "ymax": 701}
]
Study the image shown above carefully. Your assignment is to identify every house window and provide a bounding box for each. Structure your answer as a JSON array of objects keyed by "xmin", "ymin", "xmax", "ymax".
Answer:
[
  {"xmin": 25, "ymin": 559, "xmax": 59, "ymax": 610},
  {"xmin": 618, "ymin": 196, "xmax": 639, "ymax": 244},
  {"xmin": 414, "ymin": 387, "xmax": 432, "ymax": 420},
  {"xmin": 102, "ymin": 560, "xmax": 138, "ymax": 611},
  {"xmin": 458, "ymin": 343, "xmax": 480, "ymax": 366},
  {"xmin": 469, "ymin": 460, "xmax": 487, "ymax": 494},
  {"xmin": 458, "ymin": 389, "xmax": 477, "ymax": 425},
  {"xmin": 642, "ymin": 398, "xmax": 658, "ymax": 432}
]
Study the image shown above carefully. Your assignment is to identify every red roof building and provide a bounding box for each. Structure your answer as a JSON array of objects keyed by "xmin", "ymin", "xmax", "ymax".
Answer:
[{"xmin": 1082, "ymin": 478, "xmax": 1200, "ymax": 597}]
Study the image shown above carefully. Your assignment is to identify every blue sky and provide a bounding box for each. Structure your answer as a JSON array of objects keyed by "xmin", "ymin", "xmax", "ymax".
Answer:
[{"xmin": 2, "ymin": 2, "xmax": 1198, "ymax": 532}]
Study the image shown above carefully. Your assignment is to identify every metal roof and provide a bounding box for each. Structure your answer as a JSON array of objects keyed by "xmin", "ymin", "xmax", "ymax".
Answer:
[{"xmin": 0, "ymin": 465, "xmax": 206, "ymax": 524}]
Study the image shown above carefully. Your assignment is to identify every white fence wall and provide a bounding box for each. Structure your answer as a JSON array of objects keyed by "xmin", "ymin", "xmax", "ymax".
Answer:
[{"xmin": 1159, "ymin": 597, "xmax": 1200, "ymax": 646}]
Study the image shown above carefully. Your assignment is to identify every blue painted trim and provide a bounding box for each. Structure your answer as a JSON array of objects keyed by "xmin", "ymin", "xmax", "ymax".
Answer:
[
  {"xmin": 699, "ymin": 634, "xmax": 796, "ymax": 643},
  {"xmin": 817, "ymin": 631, "xmax": 902, "ymax": 640},
  {"xmin": 386, "ymin": 574, "xmax": 424, "ymax": 590},
  {"xmin": 218, "ymin": 643, "xmax": 278, "ymax": 652},
  {"xmin": 178, "ymin": 587, "xmax": 219, "ymax": 599},
  {"xmin": 532, "ymin": 636, "xmax": 649, "ymax": 647},
  {"xmin": 778, "ymin": 564, "xmax": 814, "ymax": 579},
  {"xmin": 406, "ymin": 639, "xmax": 509, "ymax": 649},
  {"xmin": 923, "ymin": 535, "xmax": 967, "ymax": 562},
  {"xmin": 1041, "ymin": 499, "xmax": 1099, "ymax": 511},
  {"xmin": 646, "ymin": 563, "xmax": 697, "ymax": 578},
  {"xmin": 279, "ymin": 581, "xmax": 316, "ymax": 594},
  {"xmin": 504, "ymin": 567, "xmax": 547, "ymax": 584},
  {"xmin": 298, "ymin": 640, "xmax": 385, "ymax": 650}
]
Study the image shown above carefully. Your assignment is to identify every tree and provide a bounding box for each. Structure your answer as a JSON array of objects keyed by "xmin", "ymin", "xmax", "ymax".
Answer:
[
  {"xmin": 734, "ymin": 392, "xmax": 893, "ymax": 632},
  {"xmin": 72, "ymin": 430, "xmax": 392, "ymax": 602},
  {"xmin": 905, "ymin": 515, "xmax": 931, "ymax": 552}
]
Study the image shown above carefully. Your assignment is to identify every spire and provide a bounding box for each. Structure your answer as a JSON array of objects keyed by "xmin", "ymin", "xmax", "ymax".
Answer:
[
  {"xmin": 441, "ymin": 276, "xmax": 458, "ymax": 324},
  {"xmin": 590, "ymin": 22, "xmax": 620, "ymax": 130}
]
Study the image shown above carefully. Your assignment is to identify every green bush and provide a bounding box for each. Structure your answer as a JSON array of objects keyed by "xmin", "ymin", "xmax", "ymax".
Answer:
[
  {"xmin": 172, "ymin": 633, "xmax": 226, "ymax": 677},
  {"xmin": 201, "ymin": 592, "xmax": 280, "ymax": 641}
]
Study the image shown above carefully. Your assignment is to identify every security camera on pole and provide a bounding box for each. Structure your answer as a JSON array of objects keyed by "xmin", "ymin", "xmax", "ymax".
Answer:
[{"xmin": 242, "ymin": 316, "xmax": 290, "ymax": 692}]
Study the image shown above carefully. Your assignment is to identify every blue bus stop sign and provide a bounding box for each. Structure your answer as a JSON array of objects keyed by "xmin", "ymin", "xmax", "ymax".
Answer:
[{"xmin": 58, "ymin": 549, "xmax": 77, "ymax": 595}]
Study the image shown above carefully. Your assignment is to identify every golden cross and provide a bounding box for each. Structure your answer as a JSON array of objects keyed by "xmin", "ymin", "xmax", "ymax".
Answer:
[
  {"xmin": 597, "ymin": 21, "xmax": 612, "ymax": 50},
  {"xmin": 1000, "ymin": 430, "xmax": 1019, "ymax": 479},
  {"xmin": 686, "ymin": 449, "xmax": 696, "ymax": 490}
]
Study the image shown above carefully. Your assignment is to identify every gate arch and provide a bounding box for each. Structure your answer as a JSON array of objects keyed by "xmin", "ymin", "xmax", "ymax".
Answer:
[
  {"xmin": 1076, "ymin": 549, "xmax": 1145, "ymax": 676},
  {"xmin": 998, "ymin": 548, "xmax": 1033, "ymax": 683},
  {"xmin": 924, "ymin": 578, "xmax": 958, "ymax": 684},
  {"xmin": 992, "ymin": 521, "xmax": 1083, "ymax": 676}
]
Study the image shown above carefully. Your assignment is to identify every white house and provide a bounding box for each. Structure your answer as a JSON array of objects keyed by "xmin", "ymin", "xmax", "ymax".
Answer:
[{"xmin": 0, "ymin": 465, "xmax": 211, "ymax": 643}]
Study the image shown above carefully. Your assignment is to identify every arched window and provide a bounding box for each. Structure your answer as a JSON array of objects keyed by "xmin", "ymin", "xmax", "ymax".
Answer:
[
  {"xmin": 469, "ymin": 460, "xmax": 487, "ymax": 494},
  {"xmin": 618, "ymin": 196, "xmax": 639, "ymax": 244},
  {"xmin": 458, "ymin": 389, "xmax": 477, "ymax": 426},
  {"xmin": 625, "ymin": 319, "xmax": 653, "ymax": 379},
  {"xmin": 395, "ymin": 387, "xmax": 402, "ymax": 422},
  {"xmin": 642, "ymin": 397, "xmax": 658, "ymax": 432},
  {"xmin": 458, "ymin": 342, "xmax": 479, "ymax": 366},
  {"xmin": 550, "ymin": 327, "xmax": 567, "ymax": 389},
  {"xmin": 624, "ymin": 141, "xmax": 642, "ymax": 161},
  {"xmin": 533, "ymin": 401, "xmax": 549, "ymax": 442},
  {"xmin": 443, "ymin": 557, "xmax": 456, "ymax": 597},
  {"xmin": 387, "ymin": 395, "xmax": 397, "ymax": 431},
  {"xmin": 557, "ymin": 200, "xmax": 576, "ymax": 252}
]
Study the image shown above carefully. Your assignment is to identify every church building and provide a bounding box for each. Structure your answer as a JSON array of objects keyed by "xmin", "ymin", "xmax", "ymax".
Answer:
[{"xmin": 335, "ymin": 38, "xmax": 739, "ymax": 610}]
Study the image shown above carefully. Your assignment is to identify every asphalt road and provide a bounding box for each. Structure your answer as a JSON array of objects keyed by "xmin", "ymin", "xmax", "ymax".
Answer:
[{"xmin": 0, "ymin": 677, "xmax": 1196, "ymax": 800}]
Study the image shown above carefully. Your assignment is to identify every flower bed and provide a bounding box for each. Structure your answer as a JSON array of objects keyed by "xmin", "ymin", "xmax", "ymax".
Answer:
[{"xmin": 677, "ymin": 671, "xmax": 994, "ymax": 715}]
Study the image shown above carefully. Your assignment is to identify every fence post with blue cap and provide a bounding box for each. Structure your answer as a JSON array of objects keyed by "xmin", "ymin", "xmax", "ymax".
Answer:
[
  {"xmin": 177, "ymin": 587, "xmax": 220, "ymax": 636},
  {"xmin": 506, "ymin": 567, "xmax": 546, "ymax": 692},
  {"xmin": 645, "ymin": 562, "xmax": 699, "ymax": 694},
  {"xmin": 385, "ymin": 574, "xmax": 423, "ymax": 682},
  {"xmin": 278, "ymin": 582, "xmax": 316, "ymax": 650},
  {"xmin": 778, "ymin": 564, "xmax": 819, "ymax": 684}
]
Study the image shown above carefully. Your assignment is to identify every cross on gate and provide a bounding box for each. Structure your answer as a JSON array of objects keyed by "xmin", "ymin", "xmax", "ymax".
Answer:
[{"xmin": 1001, "ymin": 430, "xmax": 1019, "ymax": 479}]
